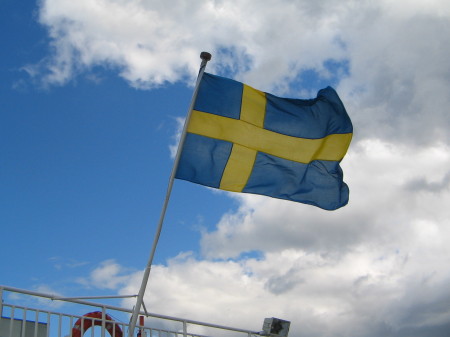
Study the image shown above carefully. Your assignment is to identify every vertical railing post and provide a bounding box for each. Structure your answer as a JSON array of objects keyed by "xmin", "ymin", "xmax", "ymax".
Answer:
[
  {"xmin": 182, "ymin": 320, "xmax": 187, "ymax": 337},
  {"xmin": 69, "ymin": 316, "xmax": 74, "ymax": 337},
  {"xmin": 46, "ymin": 311, "xmax": 50, "ymax": 337},
  {"xmin": 101, "ymin": 307, "xmax": 106, "ymax": 337},
  {"xmin": 0, "ymin": 287, "xmax": 3, "ymax": 318},
  {"xmin": 10, "ymin": 307, "xmax": 16, "ymax": 337},
  {"xmin": 34, "ymin": 310, "xmax": 39, "ymax": 337},
  {"xmin": 21, "ymin": 308, "xmax": 27, "ymax": 337},
  {"xmin": 58, "ymin": 313, "xmax": 62, "ymax": 337}
]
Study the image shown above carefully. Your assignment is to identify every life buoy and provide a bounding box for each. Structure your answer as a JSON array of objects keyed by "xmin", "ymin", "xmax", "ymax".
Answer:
[{"xmin": 72, "ymin": 311, "xmax": 123, "ymax": 337}]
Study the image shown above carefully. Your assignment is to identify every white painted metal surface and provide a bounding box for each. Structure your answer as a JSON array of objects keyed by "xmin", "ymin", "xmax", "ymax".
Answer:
[{"xmin": 0, "ymin": 286, "xmax": 259, "ymax": 337}]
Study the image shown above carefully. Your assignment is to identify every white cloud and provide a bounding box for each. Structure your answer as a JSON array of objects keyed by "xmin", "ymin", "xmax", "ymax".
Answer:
[
  {"xmin": 49, "ymin": 256, "xmax": 89, "ymax": 270},
  {"xmin": 34, "ymin": 0, "xmax": 450, "ymax": 145},
  {"xmin": 75, "ymin": 136, "xmax": 447, "ymax": 335},
  {"xmin": 169, "ymin": 116, "xmax": 185, "ymax": 159},
  {"xmin": 72, "ymin": 138, "xmax": 450, "ymax": 337},
  {"xmin": 114, "ymin": 139, "xmax": 449, "ymax": 337},
  {"xmin": 7, "ymin": 285, "xmax": 65, "ymax": 309},
  {"xmin": 35, "ymin": 0, "xmax": 350, "ymax": 90},
  {"xmin": 113, "ymin": 235, "xmax": 450, "ymax": 337},
  {"xmin": 337, "ymin": 2, "xmax": 450, "ymax": 145},
  {"xmin": 201, "ymin": 140, "xmax": 450, "ymax": 258},
  {"xmin": 78, "ymin": 259, "xmax": 134, "ymax": 290}
]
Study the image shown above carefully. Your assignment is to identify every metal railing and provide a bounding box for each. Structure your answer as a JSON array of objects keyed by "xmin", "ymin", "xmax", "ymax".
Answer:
[{"xmin": 0, "ymin": 286, "xmax": 260, "ymax": 337}]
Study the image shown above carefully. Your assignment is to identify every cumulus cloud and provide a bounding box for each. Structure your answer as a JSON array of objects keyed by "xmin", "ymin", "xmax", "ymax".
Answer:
[
  {"xmin": 189, "ymin": 139, "xmax": 450, "ymax": 336},
  {"xmin": 35, "ymin": 0, "xmax": 348, "ymax": 89},
  {"xmin": 34, "ymin": 0, "xmax": 450, "ymax": 146},
  {"xmin": 113, "ymin": 140, "xmax": 450, "ymax": 337},
  {"xmin": 77, "ymin": 138, "xmax": 450, "ymax": 335},
  {"xmin": 201, "ymin": 140, "xmax": 450, "ymax": 258},
  {"xmin": 112, "ymin": 235, "xmax": 450, "ymax": 337},
  {"xmin": 77, "ymin": 259, "xmax": 135, "ymax": 290}
]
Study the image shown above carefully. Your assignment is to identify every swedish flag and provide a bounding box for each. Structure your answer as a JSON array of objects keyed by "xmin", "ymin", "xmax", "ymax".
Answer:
[{"xmin": 175, "ymin": 73, "xmax": 353, "ymax": 210}]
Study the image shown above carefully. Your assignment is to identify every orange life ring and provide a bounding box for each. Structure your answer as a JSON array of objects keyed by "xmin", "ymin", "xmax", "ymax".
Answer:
[{"xmin": 72, "ymin": 311, "xmax": 123, "ymax": 337}]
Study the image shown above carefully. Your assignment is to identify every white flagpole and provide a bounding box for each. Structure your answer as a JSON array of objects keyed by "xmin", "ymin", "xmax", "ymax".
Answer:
[{"xmin": 127, "ymin": 52, "xmax": 212, "ymax": 337}]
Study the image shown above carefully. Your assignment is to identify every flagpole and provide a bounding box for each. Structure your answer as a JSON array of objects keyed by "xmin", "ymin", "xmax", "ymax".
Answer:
[{"xmin": 127, "ymin": 51, "xmax": 212, "ymax": 337}]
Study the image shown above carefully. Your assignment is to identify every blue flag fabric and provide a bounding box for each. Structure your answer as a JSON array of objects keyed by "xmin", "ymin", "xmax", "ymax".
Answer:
[{"xmin": 175, "ymin": 73, "xmax": 353, "ymax": 210}]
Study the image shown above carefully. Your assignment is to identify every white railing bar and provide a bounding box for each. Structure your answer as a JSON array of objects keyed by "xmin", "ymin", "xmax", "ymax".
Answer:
[
  {"xmin": 46, "ymin": 311, "xmax": 50, "ymax": 337},
  {"xmin": 9, "ymin": 306, "xmax": 15, "ymax": 337},
  {"xmin": 58, "ymin": 313, "xmax": 62, "ymax": 337},
  {"xmin": 53, "ymin": 295, "xmax": 138, "ymax": 300},
  {"xmin": 4, "ymin": 303, "xmax": 198, "ymax": 337},
  {"xmin": 1, "ymin": 285, "xmax": 261, "ymax": 335},
  {"xmin": 34, "ymin": 310, "xmax": 39, "ymax": 337},
  {"xmin": 91, "ymin": 317, "xmax": 95, "ymax": 337},
  {"xmin": 0, "ymin": 287, "xmax": 3, "ymax": 314},
  {"xmin": 182, "ymin": 321, "xmax": 187, "ymax": 337},
  {"xmin": 142, "ymin": 301, "xmax": 149, "ymax": 317},
  {"xmin": 21, "ymin": 308, "xmax": 26, "ymax": 337},
  {"xmin": 2, "ymin": 303, "xmax": 81, "ymax": 320},
  {"xmin": 69, "ymin": 315, "xmax": 74, "ymax": 337},
  {"xmin": 101, "ymin": 307, "xmax": 106, "ymax": 337}
]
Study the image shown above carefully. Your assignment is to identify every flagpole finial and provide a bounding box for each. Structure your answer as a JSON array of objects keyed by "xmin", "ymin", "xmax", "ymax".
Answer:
[{"xmin": 200, "ymin": 51, "xmax": 212, "ymax": 61}]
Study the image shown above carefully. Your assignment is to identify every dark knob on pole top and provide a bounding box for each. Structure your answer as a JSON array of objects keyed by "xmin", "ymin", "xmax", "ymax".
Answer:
[{"xmin": 200, "ymin": 52, "xmax": 212, "ymax": 61}]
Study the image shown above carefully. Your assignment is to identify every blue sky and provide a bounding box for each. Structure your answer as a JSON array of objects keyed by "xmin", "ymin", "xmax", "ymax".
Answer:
[
  {"xmin": 2, "ymin": 1, "xmax": 450, "ymax": 337},
  {"xmin": 1, "ymin": 0, "xmax": 232, "ymax": 287}
]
